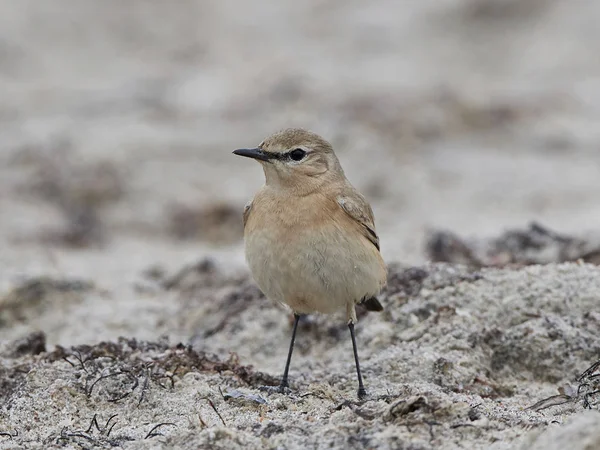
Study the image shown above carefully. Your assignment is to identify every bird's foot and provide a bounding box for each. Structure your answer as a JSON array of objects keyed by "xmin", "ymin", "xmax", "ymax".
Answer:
[
  {"xmin": 259, "ymin": 384, "xmax": 292, "ymax": 395},
  {"xmin": 357, "ymin": 387, "xmax": 368, "ymax": 400}
]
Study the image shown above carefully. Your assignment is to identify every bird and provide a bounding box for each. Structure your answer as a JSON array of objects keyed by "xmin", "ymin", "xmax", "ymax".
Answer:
[{"xmin": 233, "ymin": 128, "xmax": 387, "ymax": 399}]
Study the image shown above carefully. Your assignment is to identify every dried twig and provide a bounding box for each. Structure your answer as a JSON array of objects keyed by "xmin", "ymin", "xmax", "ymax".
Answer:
[
  {"xmin": 144, "ymin": 423, "xmax": 176, "ymax": 439},
  {"xmin": 87, "ymin": 370, "xmax": 139, "ymax": 402},
  {"xmin": 64, "ymin": 350, "xmax": 90, "ymax": 373},
  {"xmin": 206, "ymin": 398, "xmax": 227, "ymax": 426},
  {"xmin": 83, "ymin": 413, "xmax": 119, "ymax": 436},
  {"xmin": 526, "ymin": 395, "xmax": 572, "ymax": 412},
  {"xmin": 137, "ymin": 364, "xmax": 152, "ymax": 407},
  {"xmin": 85, "ymin": 414, "xmax": 101, "ymax": 433},
  {"xmin": 0, "ymin": 430, "xmax": 18, "ymax": 439},
  {"xmin": 528, "ymin": 359, "xmax": 600, "ymax": 412}
]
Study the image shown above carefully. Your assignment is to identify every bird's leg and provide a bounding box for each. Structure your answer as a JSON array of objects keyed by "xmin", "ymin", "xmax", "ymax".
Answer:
[
  {"xmin": 347, "ymin": 304, "xmax": 367, "ymax": 399},
  {"xmin": 279, "ymin": 313, "xmax": 301, "ymax": 392},
  {"xmin": 349, "ymin": 322, "xmax": 367, "ymax": 399}
]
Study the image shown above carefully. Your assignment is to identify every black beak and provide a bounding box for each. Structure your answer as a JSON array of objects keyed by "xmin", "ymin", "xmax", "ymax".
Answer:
[{"xmin": 232, "ymin": 148, "xmax": 271, "ymax": 162}]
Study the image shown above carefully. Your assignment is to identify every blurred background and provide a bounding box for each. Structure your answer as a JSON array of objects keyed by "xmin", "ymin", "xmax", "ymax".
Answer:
[{"xmin": 1, "ymin": 0, "xmax": 600, "ymax": 344}]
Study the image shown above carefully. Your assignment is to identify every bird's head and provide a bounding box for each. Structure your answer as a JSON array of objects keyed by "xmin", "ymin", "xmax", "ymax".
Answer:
[{"xmin": 233, "ymin": 128, "xmax": 344, "ymax": 194}]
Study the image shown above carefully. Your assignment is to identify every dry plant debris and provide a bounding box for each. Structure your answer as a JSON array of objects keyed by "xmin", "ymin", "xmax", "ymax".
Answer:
[{"xmin": 427, "ymin": 222, "xmax": 600, "ymax": 267}]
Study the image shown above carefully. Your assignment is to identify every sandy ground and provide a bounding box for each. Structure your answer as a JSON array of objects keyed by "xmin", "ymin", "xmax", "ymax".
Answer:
[{"xmin": 1, "ymin": 0, "xmax": 600, "ymax": 448}]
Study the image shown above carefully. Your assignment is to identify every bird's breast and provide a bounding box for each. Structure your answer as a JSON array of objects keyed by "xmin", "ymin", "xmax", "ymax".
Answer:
[{"xmin": 243, "ymin": 195, "xmax": 386, "ymax": 314}]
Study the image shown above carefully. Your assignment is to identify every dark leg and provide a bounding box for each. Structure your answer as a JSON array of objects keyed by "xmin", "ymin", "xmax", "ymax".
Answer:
[
  {"xmin": 279, "ymin": 313, "xmax": 301, "ymax": 392},
  {"xmin": 348, "ymin": 322, "xmax": 367, "ymax": 399}
]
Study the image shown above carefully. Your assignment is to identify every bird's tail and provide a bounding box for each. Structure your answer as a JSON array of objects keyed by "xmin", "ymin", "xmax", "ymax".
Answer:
[{"xmin": 361, "ymin": 296, "xmax": 383, "ymax": 312}]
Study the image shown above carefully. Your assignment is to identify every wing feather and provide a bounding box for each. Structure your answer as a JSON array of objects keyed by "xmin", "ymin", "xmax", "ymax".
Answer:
[
  {"xmin": 242, "ymin": 199, "xmax": 253, "ymax": 228},
  {"xmin": 337, "ymin": 192, "xmax": 380, "ymax": 251}
]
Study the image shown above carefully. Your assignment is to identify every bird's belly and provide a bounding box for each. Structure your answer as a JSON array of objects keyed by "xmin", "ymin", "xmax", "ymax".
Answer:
[{"xmin": 245, "ymin": 227, "xmax": 384, "ymax": 315}]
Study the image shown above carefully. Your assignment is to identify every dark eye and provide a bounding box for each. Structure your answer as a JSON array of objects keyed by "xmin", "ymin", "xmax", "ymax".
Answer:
[{"xmin": 289, "ymin": 148, "xmax": 306, "ymax": 161}]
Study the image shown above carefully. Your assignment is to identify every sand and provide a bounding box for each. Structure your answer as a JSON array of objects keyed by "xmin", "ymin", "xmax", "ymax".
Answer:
[
  {"xmin": 1, "ymin": 262, "xmax": 599, "ymax": 449},
  {"xmin": 1, "ymin": 1, "xmax": 600, "ymax": 449}
]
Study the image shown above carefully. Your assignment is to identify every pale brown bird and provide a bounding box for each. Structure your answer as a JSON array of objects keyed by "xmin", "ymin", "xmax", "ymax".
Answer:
[{"xmin": 233, "ymin": 128, "xmax": 387, "ymax": 398}]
